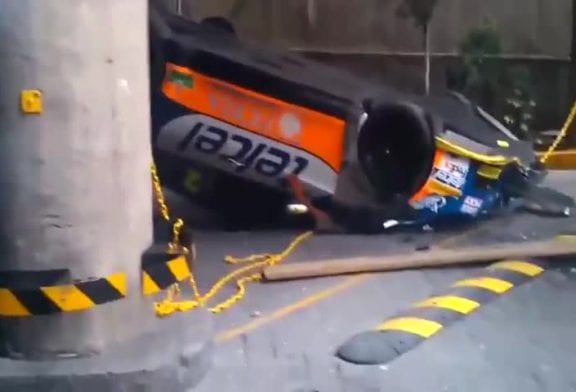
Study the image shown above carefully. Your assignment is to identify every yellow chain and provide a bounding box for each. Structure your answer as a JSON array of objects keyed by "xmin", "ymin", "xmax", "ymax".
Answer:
[
  {"xmin": 154, "ymin": 231, "xmax": 312, "ymax": 315},
  {"xmin": 541, "ymin": 99, "xmax": 576, "ymax": 164},
  {"xmin": 150, "ymin": 162, "xmax": 171, "ymax": 223},
  {"xmin": 169, "ymin": 218, "xmax": 185, "ymax": 253},
  {"xmin": 151, "ymin": 161, "xmax": 199, "ymax": 304},
  {"xmin": 150, "ymin": 160, "xmax": 313, "ymax": 316}
]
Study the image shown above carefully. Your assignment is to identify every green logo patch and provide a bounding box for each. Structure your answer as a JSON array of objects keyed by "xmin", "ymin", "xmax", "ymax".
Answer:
[{"xmin": 168, "ymin": 70, "xmax": 194, "ymax": 88}]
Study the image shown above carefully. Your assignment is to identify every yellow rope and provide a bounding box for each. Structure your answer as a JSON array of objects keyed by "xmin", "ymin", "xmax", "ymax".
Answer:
[{"xmin": 541, "ymin": 100, "xmax": 576, "ymax": 164}]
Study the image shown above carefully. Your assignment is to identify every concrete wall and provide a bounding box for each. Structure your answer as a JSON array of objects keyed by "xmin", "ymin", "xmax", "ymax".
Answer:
[
  {"xmin": 175, "ymin": 0, "xmax": 572, "ymax": 58},
  {"xmin": 302, "ymin": 52, "xmax": 573, "ymax": 131},
  {"xmin": 162, "ymin": 0, "xmax": 574, "ymax": 131}
]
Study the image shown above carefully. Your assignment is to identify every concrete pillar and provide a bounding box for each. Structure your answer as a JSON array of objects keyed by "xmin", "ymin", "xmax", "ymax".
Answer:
[
  {"xmin": 571, "ymin": 0, "xmax": 576, "ymax": 96},
  {"xmin": 0, "ymin": 0, "xmax": 212, "ymax": 390}
]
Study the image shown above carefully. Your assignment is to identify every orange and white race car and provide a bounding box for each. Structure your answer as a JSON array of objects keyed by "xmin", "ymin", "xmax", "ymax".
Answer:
[{"xmin": 149, "ymin": 1, "xmax": 570, "ymax": 233}]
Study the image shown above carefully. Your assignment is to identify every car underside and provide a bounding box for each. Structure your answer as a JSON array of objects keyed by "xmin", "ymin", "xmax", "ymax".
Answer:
[{"xmin": 148, "ymin": 0, "xmax": 572, "ymax": 232}]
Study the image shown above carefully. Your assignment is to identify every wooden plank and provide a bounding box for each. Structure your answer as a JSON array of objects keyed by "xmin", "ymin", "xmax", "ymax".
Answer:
[{"xmin": 263, "ymin": 237, "xmax": 576, "ymax": 281}]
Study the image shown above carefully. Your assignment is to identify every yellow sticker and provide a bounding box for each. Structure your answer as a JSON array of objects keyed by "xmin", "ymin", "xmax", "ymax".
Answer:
[
  {"xmin": 497, "ymin": 140, "xmax": 510, "ymax": 148},
  {"xmin": 183, "ymin": 170, "xmax": 201, "ymax": 194},
  {"xmin": 20, "ymin": 90, "xmax": 43, "ymax": 114}
]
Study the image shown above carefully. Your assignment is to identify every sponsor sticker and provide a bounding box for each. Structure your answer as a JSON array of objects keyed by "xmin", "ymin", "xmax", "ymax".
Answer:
[
  {"xmin": 411, "ymin": 195, "xmax": 447, "ymax": 213},
  {"xmin": 460, "ymin": 196, "xmax": 483, "ymax": 216},
  {"xmin": 279, "ymin": 112, "xmax": 302, "ymax": 139},
  {"xmin": 157, "ymin": 113, "xmax": 340, "ymax": 195},
  {"xmin": 168, "ymin": 70, "xmax": 194, "ymax": 89},
  {"xmin": 433, "ymin": 153, "xmax": 470, "ymax": 191},
  {"xmin": 161, "ymin": 63, "xmax": 346, "ymax": 172},
  {"xmin": 159, "ymin": 114, "xmax": 310, "ymax": 179},
  {"xmin": 183, "ymin": 169, "xmax": 201, "ymax": 194}
]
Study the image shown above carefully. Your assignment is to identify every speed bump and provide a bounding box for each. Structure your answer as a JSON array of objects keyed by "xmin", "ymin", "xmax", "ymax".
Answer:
[{"xmin": 336, "ymin": 258, "xmax": 546, "ymax": 365}]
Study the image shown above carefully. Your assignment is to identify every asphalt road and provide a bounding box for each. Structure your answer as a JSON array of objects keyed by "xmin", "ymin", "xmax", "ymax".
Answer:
[{"xmin": 180, "ymin": 171, "xmax": 576, "ymax": 392}]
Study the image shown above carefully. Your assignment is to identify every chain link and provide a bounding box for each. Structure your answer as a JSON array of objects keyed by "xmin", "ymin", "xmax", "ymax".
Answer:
[
  {"xmin": 150, "ymin": 161, "xmax": 312, "ymax": 316},
  {"xmin": 150, "ymin": 162, "xmax": 171, "ymax": 223},
  {"xmin": 541, "ymin": 100, "xmax": 576, "ymax": 164}
]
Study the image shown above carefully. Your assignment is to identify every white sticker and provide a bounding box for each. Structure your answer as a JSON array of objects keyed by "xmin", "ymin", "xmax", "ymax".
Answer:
[
  {"xmin": 279, "ymin": 112, "xmax": 302, "ymax": 139},
  {"xmin": 434, "ymin": 153, "xmax": 470, "ymax": 190},
  {"xmin": 383, "ymin": 220, "xmax": 399, "ymax": 229},
  {"xmin": 410, "ymin": 195, "xmax": 447, "ymax": 213},
  {"xmin": 461, "ymin": 196, "xmax": 483, "ymax": 216},
  {"xmin": 157, "ymin": 113, "xmax": 339, "ymax": 195}
]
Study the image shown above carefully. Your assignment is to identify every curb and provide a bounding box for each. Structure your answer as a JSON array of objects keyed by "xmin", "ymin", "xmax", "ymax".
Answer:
[{"xmin": 0, "ymin": 307, "xmax": 214, "ymax": 392}]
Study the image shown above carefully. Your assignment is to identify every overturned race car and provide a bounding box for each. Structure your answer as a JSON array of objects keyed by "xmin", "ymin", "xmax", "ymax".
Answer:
[{"xmin": 149, "ymin": 0, "xmax": 573, "ymax": 234}]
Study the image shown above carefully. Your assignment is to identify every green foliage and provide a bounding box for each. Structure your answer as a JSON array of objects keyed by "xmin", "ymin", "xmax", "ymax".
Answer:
[
  {"xmin": 448, "ymin": 21, "xmax": 503, "ymax": 102},
  {"xmin": 459, "ymin": 22, "xmax": 502, "ymax": 63},
  {"xmin": 447, "ymin": 21, "xmax": 538, "ymax": 140},
  {"xmin": 501, "ymin": 66, "xmax": 537, "ymax": 140}
]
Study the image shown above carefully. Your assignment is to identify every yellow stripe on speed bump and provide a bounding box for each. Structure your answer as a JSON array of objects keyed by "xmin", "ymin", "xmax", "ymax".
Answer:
[
  {"xmin": 377, "ymin": 317, "xmax": 443, "ymax": 338},
  {"xmin": 490, "ymin": 260, "xmax": 544, "ymax": 277},
  {"xmin": 338, "ymin": 257, "xmax": 548, "ymax": 366},
  {"xmin": 452, "ymin": 276, "xmax": 514, "ymax": 294},
  {"xmin": 415, "ymin": 295, "xmax": 480, "ymax": 314}
]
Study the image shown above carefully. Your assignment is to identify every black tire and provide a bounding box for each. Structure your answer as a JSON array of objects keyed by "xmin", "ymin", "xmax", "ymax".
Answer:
[{"xmin": 357, "ymin": 100, "xmax": 436, "ymax": 201}]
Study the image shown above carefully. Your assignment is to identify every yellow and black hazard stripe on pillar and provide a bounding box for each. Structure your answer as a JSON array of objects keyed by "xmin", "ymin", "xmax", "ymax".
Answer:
[
  {"xmin": 0, "ymin": 272, "xmax": 127, "ymax": 317},
  {"xmin": 336, "ymin": 258, "xmax": 546, "ymax": 365},
  {"xmin": 0, "ymin": 244, "xmax": 192, "ymax": 317},
  {"xmin": 141, "ymin": 244, "xmax": 192, "ymax": 296}
]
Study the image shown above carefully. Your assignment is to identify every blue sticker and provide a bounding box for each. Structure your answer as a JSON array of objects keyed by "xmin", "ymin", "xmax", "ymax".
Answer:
[{"xmin": 413, "ymin": 159, "xmax": 503, "ymax": 225}]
